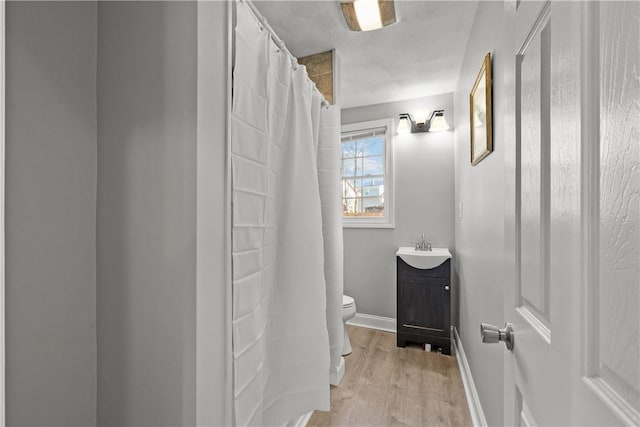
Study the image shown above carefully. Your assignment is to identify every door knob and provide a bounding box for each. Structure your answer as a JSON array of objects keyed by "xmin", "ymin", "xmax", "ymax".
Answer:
[{"xmin": 480, "ymin": 322, "xmax": 514, "ymax": 351}]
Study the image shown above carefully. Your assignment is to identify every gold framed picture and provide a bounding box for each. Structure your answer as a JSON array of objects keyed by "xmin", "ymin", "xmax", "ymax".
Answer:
[{"xmin": 470, "ymin": 52, "xmax": 493, "ymax": 165}]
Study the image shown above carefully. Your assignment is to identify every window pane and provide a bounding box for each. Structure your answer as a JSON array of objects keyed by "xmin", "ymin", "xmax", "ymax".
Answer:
[
  {"xmin": 362, "ymin": 156, "xmax": 384, "ymax": 176},
  {"xmin": 362, "ymin": 178, "xmax": 384, "ymax": 198},
  {"xmin": 341, "ymin": 140, "xmax": 365, "ymax": 160},
  {"xmin": 342, "ymin": 197, "xmax": 385, "ymax": 217},
  {"xmin": 342, "ymin": 156, "xmax": 363, "ymax": 177},
  {"xmin": 363, "ymin": 137, "xmax": 384, "ymax": 156},
  {"xmin": 342, "ymin": 178, "xmax": 362, "ymax": 199}
]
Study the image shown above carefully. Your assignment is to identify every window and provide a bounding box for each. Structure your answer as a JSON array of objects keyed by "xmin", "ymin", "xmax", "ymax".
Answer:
[{"xmin": 341, "ymin": 118, "xmax": 395, "ymax": 228}]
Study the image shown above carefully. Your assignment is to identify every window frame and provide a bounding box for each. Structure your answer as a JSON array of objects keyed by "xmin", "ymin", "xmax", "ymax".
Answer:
[{"xmin": 341, "ymin": 118, "xmax": 395, "ymax": 229}]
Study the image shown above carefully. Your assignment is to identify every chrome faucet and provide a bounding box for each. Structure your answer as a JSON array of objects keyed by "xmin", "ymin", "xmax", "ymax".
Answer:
[{"xmin": 412, "ymin": 233, "xmax": 433, "ymax": 251}]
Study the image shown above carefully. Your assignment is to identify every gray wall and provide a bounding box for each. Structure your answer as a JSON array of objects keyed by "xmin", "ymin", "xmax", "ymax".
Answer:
[
  {"xmin": 454, "ymin": 2, "xmax": 507, "ymax": 424},
  {"xmin": 341, "ymin": 93, "xmax": 455, "ymax": 319},
  {"xmin": 5, "ymin": 2, "xmax": 98, "ymax": 425},
  {"xmin": 96, "ymin": 2, "xmax": 197, "ymax": 425}
]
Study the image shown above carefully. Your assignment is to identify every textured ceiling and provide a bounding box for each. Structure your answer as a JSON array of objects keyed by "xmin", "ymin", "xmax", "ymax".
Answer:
[{"xmin": 254, "ymin": 0, "xmax": 479, "ymax": 108}]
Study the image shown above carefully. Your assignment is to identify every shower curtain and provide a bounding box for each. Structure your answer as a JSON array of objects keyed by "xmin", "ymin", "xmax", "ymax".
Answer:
[
  {"xmin": 316, "ymin": 105, "xmax": 345, "ymax": 382},
  {"xmin": 231, "ymin": 2, "xmax": 342, "ymax": 425}
]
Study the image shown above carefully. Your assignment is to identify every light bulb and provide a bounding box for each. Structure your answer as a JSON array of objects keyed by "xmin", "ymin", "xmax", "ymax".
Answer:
[
  {"xmin": 397, "ymin": 116, "xmax": 411, "ymax": 134},
  {"xmin": 429, "ymin": 113, "xmax": 450, "ymax": 132}
]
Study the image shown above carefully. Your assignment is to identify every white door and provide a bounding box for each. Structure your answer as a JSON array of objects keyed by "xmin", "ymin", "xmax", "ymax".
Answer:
[{"xmin": 496, "ymin": 1, "xmax": 639, "ymax": 425}]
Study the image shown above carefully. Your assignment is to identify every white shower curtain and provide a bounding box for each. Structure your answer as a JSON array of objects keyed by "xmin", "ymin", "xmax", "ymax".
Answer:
[
  {"xmin": 231, "ymin": 2, "xmax": 339, "ymax": 425},
  {"xmin": 316, "ymin": 106, "xmax": 344, "ymax": 381}
]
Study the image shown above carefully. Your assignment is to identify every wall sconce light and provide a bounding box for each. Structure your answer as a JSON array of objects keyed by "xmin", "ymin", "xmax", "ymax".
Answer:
[
  {"xmin": 397, "ymin": 110, "xmax": 450, "ymax": 134},
  {"xmin": 340, "ymin": 0, "xmax": 399, "ymax": 32}
]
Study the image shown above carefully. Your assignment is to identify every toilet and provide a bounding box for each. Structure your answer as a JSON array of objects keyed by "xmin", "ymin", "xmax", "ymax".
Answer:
[{"xmin": 341, "ymin": 295, "xmax": 357, "ymax": 355}]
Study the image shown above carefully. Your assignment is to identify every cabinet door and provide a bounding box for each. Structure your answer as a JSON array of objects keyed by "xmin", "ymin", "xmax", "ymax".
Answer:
[{"xmin": 398, "ymin": 276, "xmax": 450, "ymax": 335}]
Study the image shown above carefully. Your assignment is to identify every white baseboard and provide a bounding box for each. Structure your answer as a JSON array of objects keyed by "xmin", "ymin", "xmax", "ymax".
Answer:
[
  {"xmin": 347, "ymin": 312, "xmax": 396, "ymax": 333},
  {"xmin": 329, "ymin": 356, "xmax": 345, "ymax": 386},
  {"xmin": 452, "ymin": 327, "xmax": 488, "ymax": 427}
]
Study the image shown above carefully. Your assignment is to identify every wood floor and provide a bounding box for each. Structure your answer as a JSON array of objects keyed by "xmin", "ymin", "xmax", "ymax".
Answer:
[{"xmin": 308, "ymin": 325, "xmax": 472, "ymax": 427}]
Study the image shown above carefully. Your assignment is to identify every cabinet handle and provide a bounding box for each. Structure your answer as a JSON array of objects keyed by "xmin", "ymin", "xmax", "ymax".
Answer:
[
  {"xmin": 444, "ymin": 285, "xmax": 450, "ymax": 291},
  {"xmin": 403, "ymin": 324, "xmax": 444, "ymax": 332}
]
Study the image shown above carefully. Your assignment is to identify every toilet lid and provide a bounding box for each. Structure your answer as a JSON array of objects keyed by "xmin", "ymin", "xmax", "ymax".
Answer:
[{"xmin": 342, "ymin": 295, "xmax": 354, "ymax": 307}]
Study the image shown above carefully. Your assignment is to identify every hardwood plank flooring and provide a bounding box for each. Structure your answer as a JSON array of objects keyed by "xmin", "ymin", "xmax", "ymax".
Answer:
[{"xmin": 308, "ymin": 325, "xmax": 472, "ymax": 427}]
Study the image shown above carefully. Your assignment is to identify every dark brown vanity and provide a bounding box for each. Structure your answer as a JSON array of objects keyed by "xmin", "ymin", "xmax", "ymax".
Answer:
[{"xmin": 396, "ymin": 254, "xmax": 452, "ymax": 355}]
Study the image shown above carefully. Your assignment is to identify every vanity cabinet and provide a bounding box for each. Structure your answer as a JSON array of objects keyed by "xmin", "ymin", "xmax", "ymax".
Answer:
[{"xmin": 396, "ymin": 257, "xmax": 451, "ymax": 354}]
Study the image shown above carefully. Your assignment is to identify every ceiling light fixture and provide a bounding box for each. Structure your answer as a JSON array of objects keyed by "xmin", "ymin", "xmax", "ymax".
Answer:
[
  {"xmin": 398, "ymin": 110, "xmax": 450, "ymax": 134},
  {"xmin": 340, "ymin": 0, "xmax": 399, "ymax": 32}
]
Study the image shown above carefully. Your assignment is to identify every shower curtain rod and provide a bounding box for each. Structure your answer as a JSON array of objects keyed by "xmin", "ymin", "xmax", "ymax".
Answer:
[{"xmin": 238, "ymin": 0, "xmax": 330, "ymax": 108}]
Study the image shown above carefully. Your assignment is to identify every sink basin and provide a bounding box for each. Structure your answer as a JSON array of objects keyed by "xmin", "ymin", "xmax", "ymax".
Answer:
[{"xmin": 396, "ymin": 246, "xmax": 452, "ymax": 270}]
